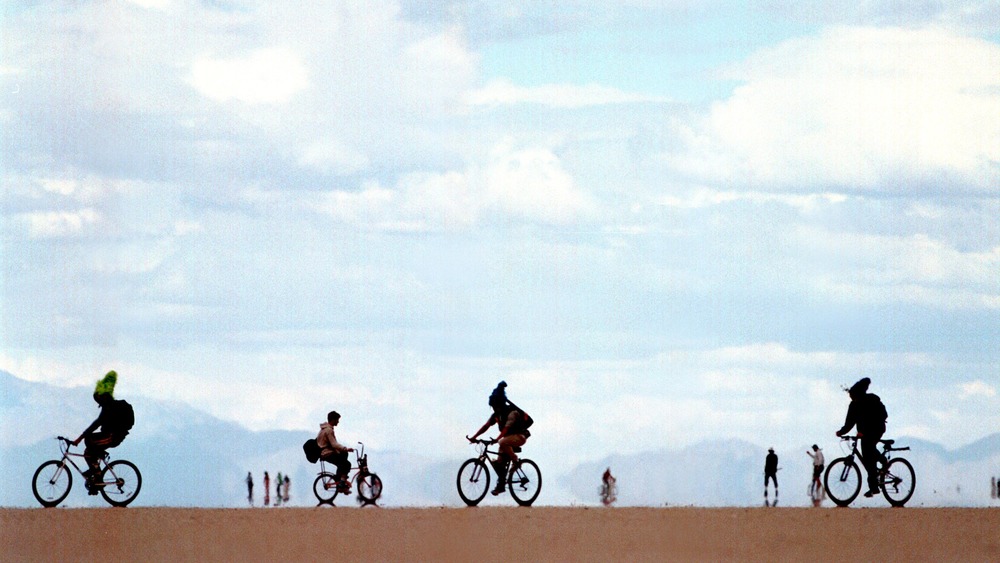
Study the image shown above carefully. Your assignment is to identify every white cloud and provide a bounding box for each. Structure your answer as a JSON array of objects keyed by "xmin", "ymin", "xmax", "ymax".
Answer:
[
  {"xmin": 801, "ymin": 227, "xmax": 1000, "ymax": 309},
  {"xmin": 674, "ymin": 26, "xmax": 1000, "ymax": 191},
  {"xmin": 656, "ymin": 187, "xmax": 849, "ymax": 210},
  {"xmin": 958, "ymin": 380, "xmax": 997, "ymax": 399},
  {"xmin": 20, "ymin": 208, "xmax": 100, "ymax": 238},
  {"xmin": 466, "ymin": 79, "xmax": 670, "ymax": 108},
  {"xmin": 484, "ymin": 142, "xmax": 596, "ymax": 223},
  {"xmin": 188, "ymin": 47, "xmax": 309, "ymax": 104},
  {"xmin": 308, "ymin": 141, "xmax": 596, "ymax": 230}
]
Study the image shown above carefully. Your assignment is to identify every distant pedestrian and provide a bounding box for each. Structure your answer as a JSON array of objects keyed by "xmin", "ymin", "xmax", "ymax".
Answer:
[
  {"xmin": 275, "ymin": 472, "xmax": 283, "ymax": 506},
  {"xmin": 807, "ymin": 445, "xmax": 824, "ymax": 497},
  {"xmin": 246, "ymin": 472, "xmax": 254, "ymax": 506},
  {"xmin": 283, "ymin": 475, "xmax": 291, "ymax": 503},
  {"xmin": 764, "ymin": 448, "xmax": 779, "ymax": 500},
  {"xmin": 992, "ymin": 477, "xmax": 996, "ymax": 499},
  {"xmin": 264, "ymin": 471, "xmax": 270, "ymax": 506}
]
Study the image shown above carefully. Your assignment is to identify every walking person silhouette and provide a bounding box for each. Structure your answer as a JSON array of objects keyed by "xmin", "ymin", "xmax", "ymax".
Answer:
[{"xmin": 764, "ymin": 448, "xmax": 779, "ymax": 505}]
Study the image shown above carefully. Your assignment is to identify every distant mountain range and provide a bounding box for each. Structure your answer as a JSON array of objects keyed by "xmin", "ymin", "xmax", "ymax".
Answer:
[{"xmin": 2, "ymin": 371, "xmax": 998, "ymax": 508}]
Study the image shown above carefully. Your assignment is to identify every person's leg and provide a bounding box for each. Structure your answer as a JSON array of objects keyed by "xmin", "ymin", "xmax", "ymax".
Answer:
[
  {"xmin": 860, "ymin": 437, "xmax": 881, "ymax": 493},
  {"xmin": 492, "ymin": 435, "xmax": 527, "ymax": 494}
]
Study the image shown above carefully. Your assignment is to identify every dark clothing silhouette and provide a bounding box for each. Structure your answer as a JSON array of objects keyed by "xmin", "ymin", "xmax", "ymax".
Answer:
[
  {"xmin": 764, "ymin": 452, "xmax": 778, "ymax": 475},
  {"xmin": 838, "ymin": 393, "xmax": 887, "ymax": 437},
  {"xmin": 764, "ymin": 451, "xmax": 779, "ymax": 493}
]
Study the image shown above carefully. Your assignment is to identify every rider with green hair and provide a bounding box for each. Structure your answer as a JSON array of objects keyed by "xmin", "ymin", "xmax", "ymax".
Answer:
[{"xmin": 72, "ymin": 371, "xmax": 134, "ymax": 494}]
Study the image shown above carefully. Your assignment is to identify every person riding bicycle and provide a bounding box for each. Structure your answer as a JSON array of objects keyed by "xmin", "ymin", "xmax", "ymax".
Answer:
[
  {"xmin": 71, "ymin": 371, "xmax": 133, "ymax": 495},
  {"xmin": 836, "ymin": 377, "xmax": 888, "ymax": 498},
  {"xmin": 317, "ymin": 410, "xmax": 354, "ymax": 493},
  {"xmin": 468, "ymin": 381, "xmax": 531, "ymax": 496}
]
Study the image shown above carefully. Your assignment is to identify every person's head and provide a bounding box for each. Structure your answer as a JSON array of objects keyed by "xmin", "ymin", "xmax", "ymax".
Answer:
[
  {"xmin": 488, "ymin": 381, "xmax": 508, "ymax": 411},
  {"xmin": 768, "ymin": 447, "xmax": 774, "ymax": 453},
  {"xmin": 848, "ymin": 377, "xmax": 871, "ymax": 400},
  {"xmin": 812, "ymin": 444, "xmax": 819, "ymax": 451},
  {"xmin": 327, "ymin": 411, "xmax": 341, "ymax": 425},
  {"xmin": 93, "ymin": 370, "xmax": 117, "ymax": 405}
]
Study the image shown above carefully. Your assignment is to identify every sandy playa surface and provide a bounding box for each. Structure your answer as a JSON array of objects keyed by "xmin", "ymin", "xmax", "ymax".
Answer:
[{"xmin": 2, "ymin": 506, "xmax": 998, "ymax": 562}]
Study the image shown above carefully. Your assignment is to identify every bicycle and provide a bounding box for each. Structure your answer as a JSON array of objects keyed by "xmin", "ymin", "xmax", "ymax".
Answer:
[
  {"xmin": 312, "ymin": 442, "xmax": 383, "ymax": 506},
  {"xmin": 457, "ymin": 438, "xmax": 541, "ymax": 507},
  {"xmin": 31, "ymin": 436, "xmax": 142, "ymax": 508},
  {"xmin": 824, "ymin": 435, "xmax": 916, "ymax": 507}
]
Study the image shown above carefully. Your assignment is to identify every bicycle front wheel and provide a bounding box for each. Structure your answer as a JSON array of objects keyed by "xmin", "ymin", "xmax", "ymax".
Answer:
[
  {"xmin": 509, "ymin": 459, "xmax": 541, "ymax": 507},
  {"xmin": 880, "ymin": 457, "xmax": 915, "ymax": 507},
  {"xmin": 457, "ymin": 459, "xmax": 490, "ymax": 506},
  {"xmin": 313, "ymin": 472, "xmax": 339, "ymax": 504},
  {"xmin": 100, "ymin": 460, "xmax": 142, "ymax": 507},
  {"xmin": 358, "ymin": 472, "xmax": 383, "ymax": 503},
  {"xmin": 824, "ymin": 457, "xmax": 861, "ymax": 507},
  {"xmin": 32, "ymin": 460, "xmax": 72, "ymax": 508}
]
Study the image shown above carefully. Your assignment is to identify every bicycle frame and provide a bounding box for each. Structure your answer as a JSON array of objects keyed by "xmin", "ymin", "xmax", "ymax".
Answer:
[
  {"xmin": 52, "ymin": 438, "xmax": 117, "ymax": 488},
  {"xmin": 317, "ymin": 442, "xmax": 370, "ymax": 485},
  {"xmin": 838, "ymin": 435, "xmax": 907, "ymax": 472}
]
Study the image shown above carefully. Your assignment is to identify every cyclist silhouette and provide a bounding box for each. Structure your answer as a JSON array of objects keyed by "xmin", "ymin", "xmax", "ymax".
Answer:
[
  {"xmin": 71, "ymin": 371, "xmax": 133, "ymax": 495},
  {"xmin": 836, "ymin": 377, "xmax": 888, "ymax": 498},
  {"xmin": 468, "ymin": 381, "xmax": 532, "ymax": 496}
]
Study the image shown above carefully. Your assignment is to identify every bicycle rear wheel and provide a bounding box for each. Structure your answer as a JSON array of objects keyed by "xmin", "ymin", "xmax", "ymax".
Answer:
[
  {"xmin": 100, "ymin": 460, "xmax": 142, "ymax": 507},
  {"xmin": 508, "ymin": 459, "xmax": 541, "ymax": 507},
  {"xmin": 32, "ymin": 460, "xmax": 72, "ymax": 508},
  {"xmin": 456, "ymin": 459, "xmax": 490, "ymax": 506},
  {"xmin": 824, "ymin": 457, "xmax": 861, "ymax": 507},
  {"xmin": 880, "ymin": 457, "xmax": 915, "ymax": 507},
  {"xmin": 357, "ymin": 472, "xmax": 383, "ymax": 503},
  {"xmin": 313, "ymin": 472, "xmax": 339, "ymax": 504}
]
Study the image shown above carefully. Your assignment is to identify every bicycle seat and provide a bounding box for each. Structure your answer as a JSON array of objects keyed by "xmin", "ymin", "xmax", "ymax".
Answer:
[{"xmin": 881, "ymin": 439, "xmax": 895, "ymax": 447}]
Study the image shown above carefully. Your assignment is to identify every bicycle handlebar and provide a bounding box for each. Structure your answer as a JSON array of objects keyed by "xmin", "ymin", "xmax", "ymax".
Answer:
[{"xmin": 466, "ymin": 436, "xmax": 496, "ymax": 445}]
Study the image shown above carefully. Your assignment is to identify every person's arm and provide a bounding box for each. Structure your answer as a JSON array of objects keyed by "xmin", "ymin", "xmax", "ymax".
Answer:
[
  {"xmin": 836, "ymin": 402, "xmax": 857, "ymax": 436},
  {"xmin": 469, "ymin": 416, "xmax": 495, "ymax": 441},
  {"xmin": 328, "ymin": 429, "xmax": 352, "ymax": 453},
  {"xmin": 72, "ymin": 417, "xmax": 101, "ymax": 446}
]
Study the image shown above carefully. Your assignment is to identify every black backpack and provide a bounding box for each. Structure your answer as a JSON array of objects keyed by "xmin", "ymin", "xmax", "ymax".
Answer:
[
  {"xmin": 303, "ymin": 438, "xmax": 321, "ymax": 464},
  {"xmin": 105, "ymin": 399, "xmax": 135, "ymax": 434}
]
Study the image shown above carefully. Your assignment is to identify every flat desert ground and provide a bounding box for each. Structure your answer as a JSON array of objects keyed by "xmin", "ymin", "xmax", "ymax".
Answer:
[{"xmin": 3, "ymin": 506, "xmax": 998, "ymax": 561}]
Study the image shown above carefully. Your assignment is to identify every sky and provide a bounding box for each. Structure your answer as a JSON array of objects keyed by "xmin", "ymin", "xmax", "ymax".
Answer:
[{"xmin": 2, "ymin": 0, "xmax": 999, "ymax": 478}]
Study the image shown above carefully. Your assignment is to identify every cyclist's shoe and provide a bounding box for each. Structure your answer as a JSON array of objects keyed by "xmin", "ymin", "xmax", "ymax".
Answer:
[
  {"xmin": 863, "ymin": 487, "xmax": 880, "ymax": 498},
  {"xmin": 491, "ymin": 482, "xmax": 506, "ymax": 496}
]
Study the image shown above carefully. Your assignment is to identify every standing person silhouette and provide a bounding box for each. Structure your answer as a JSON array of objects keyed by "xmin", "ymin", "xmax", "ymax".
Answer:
[
  {"xmin": 764, "ymin": 448, "xmax": 779, "ymax": 502},
  {"xmin": 264, "ymin": 471, "xmax": 270, "ymax": 506},
  {"xmin": 807, "ymin": 444, "xmax": 824, "ymax": 497},
  {"xmin": 246, "ymin": 472, "xmax": 254, "ymax": 506},
  {"xmin": 836, "ymin": 377, "xmax": 888, "ymax": 498}
]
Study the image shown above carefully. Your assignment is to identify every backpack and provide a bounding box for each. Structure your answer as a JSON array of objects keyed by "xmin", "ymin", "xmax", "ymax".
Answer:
[
  {"xmin": 303, "ymin": 438, "xmax": 321, "ymax": 464},
  {"xmin": 506, "ymin": 400, "xmax": 534, "ymax": 436},
  {"xmin": 870, "ymin": 394, "xmax": 888, "ymax": 423},
  {"xmin": 105, "ymin": 399, "xmax": 134, "ymax": 434}
]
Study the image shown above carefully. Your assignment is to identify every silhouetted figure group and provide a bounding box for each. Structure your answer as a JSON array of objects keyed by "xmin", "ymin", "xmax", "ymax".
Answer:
[{"xmin": 250, "ymin": 470, "xmax": 289, "ymax": 507}]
